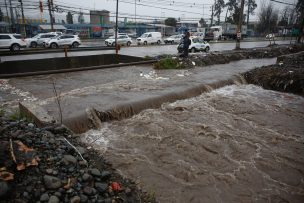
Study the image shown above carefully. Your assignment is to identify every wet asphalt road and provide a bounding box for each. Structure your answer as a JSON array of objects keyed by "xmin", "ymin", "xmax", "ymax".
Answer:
[{"xmin": 0, "ymin": 40, "xmax": 293, "ymax": 62}]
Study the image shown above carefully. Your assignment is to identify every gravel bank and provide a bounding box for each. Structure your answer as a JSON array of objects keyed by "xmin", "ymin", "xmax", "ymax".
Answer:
[
  {"xmin": 0, "ymin": 117, "xmax": 155, "ymax": 203},
  {"xmin": 157, "ymin": 44, "xmax": 304, "ymax": 69},
  {"xmin": 243, "ymin": 51, "xmax": 304, "ymax": 96}
]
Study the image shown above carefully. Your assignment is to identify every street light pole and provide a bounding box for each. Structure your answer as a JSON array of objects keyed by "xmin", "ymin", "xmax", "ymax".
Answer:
[
  {"xmin": 235, "ymin": 0, "xmax": 245, "ymax": 50},
  {"xmin": 115, "ymin": 0, "xmax": 119, "ymax": 55}
]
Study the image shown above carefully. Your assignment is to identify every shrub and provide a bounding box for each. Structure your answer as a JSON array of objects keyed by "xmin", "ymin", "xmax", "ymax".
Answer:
[{"xmin": 154, "ymin": 58, "xmax": 186, "ymax": 69}]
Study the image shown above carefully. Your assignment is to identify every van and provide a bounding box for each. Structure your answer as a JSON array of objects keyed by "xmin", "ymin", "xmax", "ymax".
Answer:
[
  {"xmin": 136, "ymin": 32, "xmax": 162, "ymax": 45},
  {"xmin": 210, "ymin": 26, "xmax": 223, "ymax": 40},
  {"xmin": 192, "ymin": 32, "xmax": 205, "ymax": 39}
]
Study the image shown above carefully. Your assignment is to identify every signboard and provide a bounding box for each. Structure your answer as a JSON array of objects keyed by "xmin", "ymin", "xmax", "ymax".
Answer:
[
  {"xmin": 93, "ymin": 26, "xmax": 102, "ymax": 32},
  {"xmin": 237, "ymin": 31, "xmax": 241, "ymax": 39}
]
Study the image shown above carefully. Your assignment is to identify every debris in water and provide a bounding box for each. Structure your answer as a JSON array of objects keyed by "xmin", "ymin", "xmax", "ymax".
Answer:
[
  {"xmin": 0, "ymin": 168, "xmax": 14, "ymax": 181},
  {"xmin": 111, "ymin": 182, "xmax": 122, "ymax": 191},
  {"xmin": 11, "ymin": 140, "xmax": 39, "ymax": 171}
]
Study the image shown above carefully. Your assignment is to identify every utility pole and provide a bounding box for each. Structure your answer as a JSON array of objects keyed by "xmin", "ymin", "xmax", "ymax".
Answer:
[
  {"xmin": 19, "ymin": 0, "xmax": 26, "ymax": 36},
  {"xmin": 210, "ymin": 5, "xmax": 214, "ymax": 27},
  {"xmin": 15, "ymin": 8, "xmax": 20, "ymax": 23},
  {"xmin": 247, "ymin": 0, "xmax": 250, "ymax": 27},
  {"xmin": 135, "ymin": 0, "xmax": 137, "ymax": 36},
  {"xmin": 4, "ymin": 0, "xmax": 10, "ymax": 27},
  {"xmin": 115, "ymin": 0, "xmax": 119, "ymax": 55},
  {"xmin": 235, "ymin": 0, "xmax": 245, "ymax": 50},
  {"xmin": 47, "ymin": 0, "xmax": 54, "ymax": 31},
  {"xmin": 8, "ymin": 0, "xmax": 15, "ymax": 26},
  {"xmin": 51, "ymin": 0, "xmax": 55, "ymax": 26}
]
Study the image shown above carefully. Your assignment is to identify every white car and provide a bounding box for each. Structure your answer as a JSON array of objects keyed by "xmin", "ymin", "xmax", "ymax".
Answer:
[
  {"xmin": 26, "ymin": 33, "xmax": 58, "ymax": 48},
  {"xmin": 105, "ymin": 35, "xmax": 132, "ymax": 46},
  {"xmin": 266, "ymin": 33, "xmax": 275, "ymax": 40},
  {"xmin": 45, "ymin": 35, "xmax": 81, "ymax": 48},
  {"xmin": 191, "ymin": 32, "xmax": 205, "ymax": 39},
  {"xmin": 188, "ymin": 37, "xmax": 210, "ymax": 52},
  {"xmin": 136, "ymin": 32, "xmax": 162, "ymax": 45},
  {"xmin": 177, "ymin": 37, "xmax": 210, "ymax": 53},
  {"xmin": 164, "ymin": 35, "xmax": 182, "ymax": 44},
  {"xmin": 0, "ymin": 33, "xmax": 27, "ymax": 51}
]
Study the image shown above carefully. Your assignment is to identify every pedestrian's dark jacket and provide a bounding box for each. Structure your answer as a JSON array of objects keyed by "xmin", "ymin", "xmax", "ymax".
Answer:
[{"xmin": 183, "ymin": 35, "xmax": 191, "ymax": 49}]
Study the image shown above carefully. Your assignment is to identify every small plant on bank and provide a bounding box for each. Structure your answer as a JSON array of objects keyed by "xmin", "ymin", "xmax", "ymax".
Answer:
[
  {"xmin": 9, "ymin": 110, "xmax": 21, "ymax": 121},
  {"xmin": 143, "ymin": 55, "xmax": 154, "ymax": 61},
  {"xmin": 51, "ymin": 79, "xmax": 63, "ymax": 124},
  {"xmin": 154, "ymin": 57, "xmax": 186, "ymax": 69},
  {"xmin": 146, "ymin": 191, "xmax": 157, "ymax": 203},
  {"xmin": 0, "ymin": 108, "xmax": 4, "ymax": 117}
]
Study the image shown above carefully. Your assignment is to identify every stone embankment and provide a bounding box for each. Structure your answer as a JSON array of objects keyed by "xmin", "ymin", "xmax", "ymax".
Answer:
[
  {"xmin": 0, "ymin": 117, "xmax": 155, "ymax": 203},
  {"xmin": 244, "ymin": 51, "xmax": 304, "ymax": 96}
]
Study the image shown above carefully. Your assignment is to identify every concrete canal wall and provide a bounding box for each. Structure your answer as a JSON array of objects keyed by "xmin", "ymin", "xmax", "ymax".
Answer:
[{"xmin": 0, "ymin": 54, "xmax": 154, "ymax": 78}]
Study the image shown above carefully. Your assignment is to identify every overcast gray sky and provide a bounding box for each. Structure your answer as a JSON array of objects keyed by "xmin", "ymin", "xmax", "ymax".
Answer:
[{"xmin": 20, "ymin": 0, "xmax": 298, "ymax": 23}]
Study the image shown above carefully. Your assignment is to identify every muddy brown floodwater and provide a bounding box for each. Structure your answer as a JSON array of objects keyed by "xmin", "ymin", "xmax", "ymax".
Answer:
[{"xmin": 83, "ymin": 84, "xmax": 304, "ymax": 203}]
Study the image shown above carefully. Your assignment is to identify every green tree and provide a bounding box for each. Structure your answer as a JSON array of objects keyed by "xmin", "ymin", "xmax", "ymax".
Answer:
[
  {"xmin": 257, "ymin": 2, "xmax": 278, "ymax": 34},
  {"xmin": 278, "ymin": 7, "xmax": 289, "ymax": 27},
  {"xmin": 214, "ymin": 0, "xmax": 225, "ymax": 25},
  {"xmin": 224, "ymin": 0, "xmax": 246, "ymax": 24},
  {"xmin": 296, "ymin": 0, "xmax": 304, "ymax": 42},
  {"xmin": 66, "ymin": 12, "xmax": 73, "ymax": 24},
  {"xmin": 164, "ymin": 17, "xmax": 177, "ymax": 27},
  {"xmin": 246, "ymin": 0, "xmax": 257, "ymax": 25},
  {"xmin": 78, "ymin": 12, "xmax": 84, "ymax": 24},
  {"xmin": 0, "ymin": 8, "xmax": 3, "ymax": 22},
  {"xmin": 199, "ymin": 18, "xmax": 207, "ymax": 27},
  {"xmin": 225, "ymin": 0, "xmax": 237, "ymax": 22}
]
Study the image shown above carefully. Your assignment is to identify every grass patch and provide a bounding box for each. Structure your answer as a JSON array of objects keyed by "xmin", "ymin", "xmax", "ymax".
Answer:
[
  {"xmin": 9, "ymin": 110, "xmax": 21, "ymax": 121},
  {"xmin": 143, "ymin": 55, "xmax": 154, "ymax": 61},
  {"xmin": 154, "ymin": 57, "xmax": 186, "ymax": 69},
  {"xmin": 0, "ymin": 108, "xmax": 4, "ymax": 117},
  {"xmin": 146, "ymin": 191, "xmax": 157, "ymax": 203}
]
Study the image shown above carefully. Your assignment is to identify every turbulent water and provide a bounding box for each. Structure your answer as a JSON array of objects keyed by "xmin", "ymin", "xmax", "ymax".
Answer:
[{"xmin": 82, "ymin": 84, "xmax": 304, "ymax": 203}]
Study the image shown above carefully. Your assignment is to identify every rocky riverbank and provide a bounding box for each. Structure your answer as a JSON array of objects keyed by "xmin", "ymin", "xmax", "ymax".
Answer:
[
  {"xmin": 0, "ymin": 116, "xmax": 156, "ymax": 203},
  {"xmin": 243, "ymin": 51, "xmax": 304, "ymax": 96},
  {"xmin": 155, "ymin": 44, "xmax": 304, "ymax": 69}
]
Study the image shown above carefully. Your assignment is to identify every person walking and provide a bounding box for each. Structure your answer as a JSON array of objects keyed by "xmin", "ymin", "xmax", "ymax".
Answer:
[{"xmin": 179, "ymin": 31, "xmax": 191, "ymax": 57}]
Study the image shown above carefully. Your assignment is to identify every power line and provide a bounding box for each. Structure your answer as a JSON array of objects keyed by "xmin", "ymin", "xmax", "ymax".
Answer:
[
  {"xmin": 119, "ymin": 0, "xmax": 204, "ymax": 16},
  {"xmin": 269, "ymin": 0, "xmax": 295, "ymax": 6},
  {"xmin": 11, "ymin": 0, "xmax": 228, "ymax": 23}
]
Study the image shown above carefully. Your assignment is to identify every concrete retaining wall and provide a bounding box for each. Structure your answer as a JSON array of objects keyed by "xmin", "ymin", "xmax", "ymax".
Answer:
[{"xmin": 0, "ymin": 54, "xmax": 144, "ymax": 75}]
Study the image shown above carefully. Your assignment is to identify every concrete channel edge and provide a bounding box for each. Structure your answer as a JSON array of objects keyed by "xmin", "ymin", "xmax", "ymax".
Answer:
[{"xmin": 19, "ymin": 75, "xmax": 246, "ymax": 134}]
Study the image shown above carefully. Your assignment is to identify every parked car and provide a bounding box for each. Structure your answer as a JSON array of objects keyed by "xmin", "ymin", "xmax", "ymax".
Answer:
[
  {"xmin": 136, "ymin": 32, "xmax": 162, "ymax": 45},
  {"xmin": 0, "ymin": 33, "xmax": 27, "ymax": 51},
  {"xmin": 44, "ymin": 35, "xmax": 81, "ymax": 48},
  {"xmin": 105, "ymin": 35, "xmax": 132, "ymax": 46},
  {"xmin": 266, "ymin": 33, "xmax": 275, "ymax": 40},
  {"xmin": 126, "ymin": 32, "xmax": 137, "ymax": 38},
  {"xmin": 25, "ymin": 33, "xmax": 58, "ymax": 48},
  {"xmin": 191, "ymin": 32, "xmax": 205, "ymax": 39},
  {"xmin": 164, "ymin": 34, "xmax": 182, "ymax": 44},
  {"xmin": 177, "ymin": 37, "xmax": 210, "ymax": 53}
]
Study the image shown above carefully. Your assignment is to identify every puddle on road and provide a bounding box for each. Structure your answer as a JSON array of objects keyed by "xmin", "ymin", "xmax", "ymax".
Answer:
[{"xmin": 83, "ymin": 84, "xmax": 304, "ymax": 203}]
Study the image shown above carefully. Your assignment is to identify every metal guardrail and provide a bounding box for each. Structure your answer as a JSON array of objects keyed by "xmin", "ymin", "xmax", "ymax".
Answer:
[{"xmin": 0, "ymin": 46, "xmax": 116, "ymax": 57}]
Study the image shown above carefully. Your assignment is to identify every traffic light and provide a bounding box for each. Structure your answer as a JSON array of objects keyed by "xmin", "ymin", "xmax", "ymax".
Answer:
[{"xmin": 39, "ymin": 0, "xmax": 43, "ymax": 13}]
